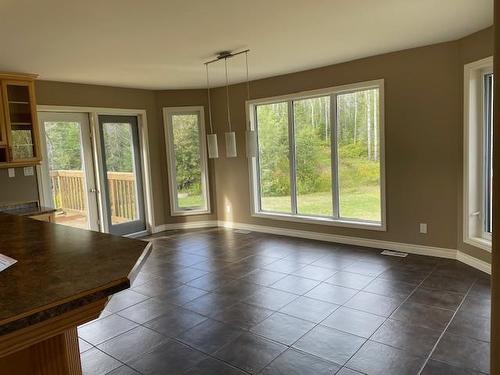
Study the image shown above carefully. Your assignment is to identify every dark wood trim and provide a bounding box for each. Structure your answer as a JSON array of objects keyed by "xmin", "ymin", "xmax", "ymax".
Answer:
[{"xmin": 492, "ymin": 2, "xmax": 499, "ymax": 374}]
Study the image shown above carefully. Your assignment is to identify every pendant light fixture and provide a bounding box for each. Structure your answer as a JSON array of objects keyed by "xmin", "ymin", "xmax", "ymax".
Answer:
[
  {"xmin": 204, "ymin": 49, "xmax": 250, "ymax": 159},
  {"xmin": 205, "ymin": 64, "xmax": 218, "ymax": 158},
  {"xmin": 244, "ymin": 51, "xmax": 257, "ymax": 158},
  {"xmin": 223, "ymin": 57, "xmax": 237, "ymax": 158}
]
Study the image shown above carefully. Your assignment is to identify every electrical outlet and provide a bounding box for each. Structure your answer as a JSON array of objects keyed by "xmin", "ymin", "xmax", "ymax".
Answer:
[
  {"xmin": 8, "ymin": 168, "xmax": 15, "ymax": 178},
  {"xmin": 419, "ymin": 223, "xmax": 427, "ymax": 234},
  {"xmin": 23, "ymin": 166, "xmax": 34, "ymax": 176}
]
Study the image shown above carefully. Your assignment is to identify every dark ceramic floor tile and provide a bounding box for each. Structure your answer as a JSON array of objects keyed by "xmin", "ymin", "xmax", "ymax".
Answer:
[
  {"xmin": 214, "ymin": 302, "xmax": 274, "ymax": 329},
  {"xmin": 293, "ymin": 325, "xmax": 366, "ymax": 365},
  {"xmin": 263, "ymin": 259, "xmax": 306, "ymax": 273},
  {"xmin": 421, "ymin": 360, "xmax": 484, "ymax": 374},
  {"xmin": 97, "ymin": 326, "xmax": 167, "ymax": 363},
  {"xmin": 305, "ymin": 283, "xmax": 358, "ymax": 305},
  {"xmin": 325, "ymin": 271, "xmax": 375, "ymax": 290},
  {"xmin": 164, "ymin": 252, "xmax": 208, "ymax": 267},
  {"xmin": 336, "ymin": 368, "xmax": 364, "ymax": 375},
  {"xmin": 131, "ymin": 272, "xmax": 160, "ymax": 287},
  {"xmin": 460, "ymin": 293, "xmax": 491, "ymax": 319},
  {"xmin": 468, "ymin": 277, "xmax": 491, "ymax": 298},
  {"xmin": 170, "ymin": 266, "xmax": 209, "ymax": 283},
  {"xmin": 391, "ymin": 301, "xmax": 454, "ymax": 331},
  {"xmin": 155, "ymin": 285, "xmax": 208, "ymax": 306},
  {"xmin": 270, "ymin": 275, "xmax": 321, "ymax": 295},
  {"xmin": 182, "ymin": 357, "xmax": 247, "ymax": 374},
  {"xmin": 215, "ymin": 333, "xmax": 287, "ymax": 374},
  {"xmin": 343, "ymin": 261, "xmax": 390, "ymax": 277},
  {"xmin": 183, "ymin": 292, "xmax": 239, "ymax": 317},
  {"xmin": 142, "ymin": 306, "xmax": 207, "ymax": 337},
  {"xmin": 347, "ymin": 340, "xmax": 425, "ymax": 375},
  {"xmin": 191, "ymin": 259, "xmax": 233, "ymax": 272},
  {"xmin": 278, "ymin": 296, "xmax": 340, "ymax": 323},
  {"xmin": 78, "ymin": 314, "xmax": 138, "ymax": 345},
  {"xmin": 291, "ymin": 264, "xmax": 337, "ymax": 281},
  {"xmin": 407, "ymin": 287, "xmax": 464, "ymax": 310},
  {"xmin": 244, "ymin": 287, "xmax": 298, "ymax": 310},
  {"xmin": 79, "ymin": 338, "xmax": 92, "ymax": 353},
  {"xmin": 250, "ymin": 312, "xmax": 315, "ymax": 345},
  {"xmin": 187, "ymin": 273, "xmax": 236, "ymax": 291},
  {"xmin": 106, "ymin": 365, "xmax": 142, "ymax": 375},
  {"xmin": 421, "ymin": 274, "xmax": 474, "ymax": 294},
  {"xmin": 129, "ymin": 339, "xmax": 207, "ymax": 375},
  {"xmin": 105, "ymin": 289, "xmax": 150, "ymax": 313},
  {"xmin": 215, "ymin": 279, "xmax": 263, "ymax": 300},
  {"xmin": 379, "ymin": 268, "xmax": 430, "ymax": 284},
  {"xmin": 447, "ymin": 310, "xmax": 490, "ymax": 342},
  {"xmin": 178, "ymin": 319, "xmax": 244, "ymax": 354},
  {"xmin": 81, "ymin": 348, "xmax": 122, "ymax": 375},
  {"xmin": 363, "ymin": 278, "xmax": 416, "ymax": 299},
  {"xmin": 431, "ymin": 333, "xmax": 490, "ymax": 373},
  {"xmin": 131, "ymin": 277, "xmax": 183, "ymax": 297},
  {"xmin": 240, "ymin": 269, "xmax": 287, "ymax": 286},
  {"xmin": 322, "ymin": 306, "xmax": 385, "ymax": 338},
  {"xmin": 345, "ymin": 291, "xmax": 401, "ymax": 317},
  {"xmin": 117, "ymin": 298, "xmax": 176, "ymax": 324},
  {"xmin": 371, "ymin": 319, "xmax": 441, "ymax": 357},
  {"xmin": 311, "ymin": 254, "xmax": 357, "ymax": 270},
  {"xmin": 261, "ymin": 348, "xmax": 341, "ymax": 375}
]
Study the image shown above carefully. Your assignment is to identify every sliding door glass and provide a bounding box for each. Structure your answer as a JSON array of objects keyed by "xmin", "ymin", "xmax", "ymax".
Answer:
[
  {"xmin": 336, "ymin": 88, "xmax": 381, "ymax": 221},
  {"xmin": 256, "ymin": 102, "xmax": 291, "ymax": 213},
  {"xmin": 294, "ymin": 96, "xmax": 332, "ymax": 216}
]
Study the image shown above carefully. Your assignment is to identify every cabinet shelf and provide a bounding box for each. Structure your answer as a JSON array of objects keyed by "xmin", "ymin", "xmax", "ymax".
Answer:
[{"xmin": 11, "ymin": 122, "xmax": 32, "ymax": 126}]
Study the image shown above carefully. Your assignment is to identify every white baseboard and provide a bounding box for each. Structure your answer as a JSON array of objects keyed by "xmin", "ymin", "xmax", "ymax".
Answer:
[
  {"xmin": 152, "ymin": 220, "xmax": 218, "ymax": 233},
  {"xmin": 456, "ymin": 251, "xmax": 491, "ymax": 274},
  {"xmin": 153, "ymin": 219, "xmax": 491, "ymax": 274}
]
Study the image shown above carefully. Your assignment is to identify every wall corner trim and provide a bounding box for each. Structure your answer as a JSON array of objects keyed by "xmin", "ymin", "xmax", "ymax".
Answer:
[{"xmin": 152, "ymin": 220, "xmax": 491, "ymax": 274}]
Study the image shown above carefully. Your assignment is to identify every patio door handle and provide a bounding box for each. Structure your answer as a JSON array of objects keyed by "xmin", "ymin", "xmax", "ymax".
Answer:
[{"xmin": 89, "ymin": 188, "xmax": 99, "ymax": 193}]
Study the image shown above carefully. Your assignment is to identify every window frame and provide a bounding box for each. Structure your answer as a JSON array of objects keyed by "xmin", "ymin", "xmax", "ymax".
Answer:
[
  {"xmin": 463, "ymin": 57, "xmax": 493, "ymax": 251},
  {"xmin": 246, "ymin": 79, "xmax": 386, "ymax": 231},
  {"xmin": 163, "ymin": 106, "xmax": 211, "ymax": 216}
]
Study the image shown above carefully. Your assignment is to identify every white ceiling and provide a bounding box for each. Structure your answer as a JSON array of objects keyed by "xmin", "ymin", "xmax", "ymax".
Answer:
[{"xmin": 0, "ymin": 0, "xmax": 492, "ymax": 89}]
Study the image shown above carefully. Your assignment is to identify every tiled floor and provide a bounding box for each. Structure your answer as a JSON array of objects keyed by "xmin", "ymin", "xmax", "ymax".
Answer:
[{"xmin": 78, "ymin": 228, "xmax": 491, "ymax": 374}]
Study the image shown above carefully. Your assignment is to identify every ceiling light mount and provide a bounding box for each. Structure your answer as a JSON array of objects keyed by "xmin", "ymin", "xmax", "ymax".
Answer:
[{"xmin": 204, "ymin": 49, "xmax": 250, "ymax": 65}]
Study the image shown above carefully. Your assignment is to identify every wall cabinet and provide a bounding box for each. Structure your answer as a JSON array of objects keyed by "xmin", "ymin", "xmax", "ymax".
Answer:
[{"xmin": 0, "ymin": 73, "xmax": 41, "ymax": 167}]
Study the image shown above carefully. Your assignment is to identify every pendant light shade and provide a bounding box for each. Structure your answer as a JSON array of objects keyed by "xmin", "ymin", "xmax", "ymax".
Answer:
[
  {"xmin": 246, "ymin": 130, "xmax": 257, "ymax": 158},
  {"xmin": 207, "ymin": 133, "xmax": 219, "ymax": 158},
  {"xmin": 225, "ymin": 132, "xmax": 237, "ymax": 158},
  {"xmin": 205, "ymin": 64, "xmax": 218, "ymax": 159}
]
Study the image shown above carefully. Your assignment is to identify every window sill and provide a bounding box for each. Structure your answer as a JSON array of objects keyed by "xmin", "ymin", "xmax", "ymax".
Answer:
[
  {"xmin": 252, "ymin": 211, "xmax": 386, "ymax": 232},
  {"xmin": 171, "ymin": 209, "xmax": 211, "ymax": 217},
  {"xmin": 464, "ymin": 236, "xmax": 492, "ymax": 252}
]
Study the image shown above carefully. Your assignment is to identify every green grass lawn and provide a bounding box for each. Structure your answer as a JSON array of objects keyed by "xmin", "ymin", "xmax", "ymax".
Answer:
[
  {"xmin": 178, "ymin": 193, "xmax": 203, "ymax": 208},
  {"xmin": 261, "ymin": 185, "xmax": 381, "ymax": 221}
]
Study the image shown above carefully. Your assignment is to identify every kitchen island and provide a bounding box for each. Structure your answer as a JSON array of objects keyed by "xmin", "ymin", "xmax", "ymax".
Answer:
[{"xmin": 0, "ymin": 213, "xmax": 150, "ymax": 374}]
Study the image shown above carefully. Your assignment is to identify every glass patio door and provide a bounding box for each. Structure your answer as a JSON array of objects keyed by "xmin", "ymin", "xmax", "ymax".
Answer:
[
  {"xmin": 38, "ymin": 112, "xmax": 100, "ymax": 230},
  {"xmin": 97, "ymin": 115, "xmax": 146, "ymax": 235}
]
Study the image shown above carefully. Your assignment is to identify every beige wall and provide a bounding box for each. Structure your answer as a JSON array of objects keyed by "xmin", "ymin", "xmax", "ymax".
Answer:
[
  {"xmin": 0, "ymin": 167, "xmax": 38, "ymax": 204},
  {"xmin": 1, "ymin": 27, "xmax": 491, "ymax": 264},
  {"xmin": 209, "ymin": 27, "xmax": 493, "ymax": 263}
]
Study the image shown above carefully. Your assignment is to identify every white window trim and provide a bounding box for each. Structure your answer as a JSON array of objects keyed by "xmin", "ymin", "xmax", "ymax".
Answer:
[
  {"xmin": 163, "ymin": 106, "xmax": 211, "ymax": 216},
  {"xmin": 463, "ymin": 56, "xmax": 493, "ymax": 252},
  {"xmin": 246, "ymin": 79, "xmax": 386, "ymax": 231}
]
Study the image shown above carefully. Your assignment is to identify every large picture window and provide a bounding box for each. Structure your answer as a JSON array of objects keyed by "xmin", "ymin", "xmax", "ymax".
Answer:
[
  {"xmin": 248, "ymin": 80, "xmax": 385, "ymax": 229},
  {"xmin": 164, "ymin": 107, "xmax": 210, "ymax": 215}
]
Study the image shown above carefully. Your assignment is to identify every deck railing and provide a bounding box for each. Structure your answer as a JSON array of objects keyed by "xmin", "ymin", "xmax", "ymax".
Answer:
[{"xmin": 49, "ymin": 170, "xmax": 137, "ymax": 220}]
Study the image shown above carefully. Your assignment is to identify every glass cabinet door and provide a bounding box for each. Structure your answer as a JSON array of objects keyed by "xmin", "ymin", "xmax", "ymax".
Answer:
[{"xmin": 2, "ymin": 80, "xmax": 40, "ymax": 162}]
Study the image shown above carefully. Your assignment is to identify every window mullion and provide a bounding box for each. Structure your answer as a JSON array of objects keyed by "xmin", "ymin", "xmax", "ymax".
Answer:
[
  {"xmin": 288, "ymin": 100, "xmax": 298, "ymax": 215},
  {"xmin": 331, "ymin": 94, "xmax": 340, "ymax": 219}
]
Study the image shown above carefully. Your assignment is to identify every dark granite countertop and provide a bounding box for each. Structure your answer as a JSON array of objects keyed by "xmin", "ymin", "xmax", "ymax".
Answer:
[
  {"xmin": 1, "ymin": 205, "xmax": 57, "ymax": 217},
  {"xmin": 0, "ymin": 213, "xmax": 150, "ymax": 336}
]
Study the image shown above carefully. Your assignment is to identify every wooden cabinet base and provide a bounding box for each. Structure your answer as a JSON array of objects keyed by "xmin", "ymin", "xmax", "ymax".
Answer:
[
  {"xmin": 0, "ymin": 328, "xmax": 81, "ymax": 375},
  {"xmin": 0, "ymin": 298, "xmax": 107, "ymax": 375}
]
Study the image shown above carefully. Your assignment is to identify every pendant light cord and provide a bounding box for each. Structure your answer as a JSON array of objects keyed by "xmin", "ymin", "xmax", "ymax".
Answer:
[
  {"xmin": 225, "ymin": 58, "xmax": 232, "ymax": 132},
  {"xmin": 205, "ymin": 64, "xmax": 214, "ymax": 134},
  {"xmin": 245, "ymin": 51, "xmax": 250, "ymax": 101}
]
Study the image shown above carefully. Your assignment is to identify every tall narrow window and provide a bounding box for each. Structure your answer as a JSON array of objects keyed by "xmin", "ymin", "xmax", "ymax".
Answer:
[
  {"xmin": 249, "ymin": 81, "xmax": 385, "ymax": 229},
  {"xmin": 464, "ymin": 57, "xmax": 493, "ymax": 251},
  {"xmin": 164, "ymin": 107, "xmax": 210, "ymax": 215}
]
